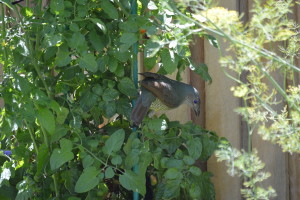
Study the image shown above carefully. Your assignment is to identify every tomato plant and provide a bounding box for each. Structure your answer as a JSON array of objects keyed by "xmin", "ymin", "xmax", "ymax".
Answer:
[{"xmin": 0, "ymin": 0, "xmax": 218, "ymax": 199}]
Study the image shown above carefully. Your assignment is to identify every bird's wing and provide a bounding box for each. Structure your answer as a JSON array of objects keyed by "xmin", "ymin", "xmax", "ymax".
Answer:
[
  {"xmin": 140, "ymin": 78, "xmax": 180, "ymax": 108},
  {"xmin": 130, "ymin": 88, "xmax": 156, "ymax": 126}
]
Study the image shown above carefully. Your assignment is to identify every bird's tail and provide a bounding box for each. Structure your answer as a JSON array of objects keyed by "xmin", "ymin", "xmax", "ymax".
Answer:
[{"xmin": 131, "ymin": 95, "xmax": 150, "ymax": 126}]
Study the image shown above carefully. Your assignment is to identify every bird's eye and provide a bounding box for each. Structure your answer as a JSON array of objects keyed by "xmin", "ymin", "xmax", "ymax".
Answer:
[{"xmin": 193, "ymin": 99, "xmax": 198, "ymax": 104}]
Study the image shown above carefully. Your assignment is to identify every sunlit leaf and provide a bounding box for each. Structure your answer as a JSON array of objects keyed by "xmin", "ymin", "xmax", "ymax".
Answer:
[
  {"xmin": 50, "ymin": 0, "xmax": 64, "ymax": 15},
  {"xmin": 161, "ymin": 49, "xmax": 178, "ymax": 74},
  {"xmin": 89, "ymin": 18, "xmax": 107, "ymax": 33}
]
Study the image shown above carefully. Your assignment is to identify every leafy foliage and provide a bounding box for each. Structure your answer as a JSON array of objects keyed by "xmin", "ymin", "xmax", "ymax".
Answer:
[
  {"xmin": 165, "ymin": 0, "xmax": 300, "ymax": 199},
  {"xmin": 0, "ymin": 0, "xmax": 217, "ymax": 199}
]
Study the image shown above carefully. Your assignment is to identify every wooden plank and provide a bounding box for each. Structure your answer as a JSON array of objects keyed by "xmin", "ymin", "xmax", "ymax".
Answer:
[
  {"xmin": 190, "ymin": 36, "xmax": 205, "ymax": 128},
  {"xmin": 205, "ymin": 36, "xmax": 242, "ymax": 199},
  {"xmin": 205, "ymin": 1, "xmax": 242, "ymax": 199},
  {"xmin": 189, "ymin": 36, "xmax": 207, "ymax": 171},
  {"xmin": 288, "ymin": 154, "xmax": 300, "ymax": 200},
  {"xmin": 241, "ymin": 1, "xmax": 288, "ymax": 199},
  {"xmin": 288, "ymin": 3, "xmax": 300, "ymax": 200},
  {"xmin": 237, "ymin": 0, "xmax": 250, "ymax": 153}
]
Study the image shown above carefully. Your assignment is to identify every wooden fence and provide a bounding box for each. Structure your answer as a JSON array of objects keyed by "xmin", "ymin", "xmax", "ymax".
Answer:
[
  {"xmin": 179, "ymin": 0, "xmax": 300, "ymax": 199},
  {"xmin": 1, "ymin": 0, "xmax": 299, "ymax": 199}
]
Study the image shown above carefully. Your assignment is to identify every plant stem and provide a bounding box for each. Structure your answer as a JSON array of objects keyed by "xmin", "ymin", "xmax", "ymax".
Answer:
[
  {"xmin": 24, "ymin": 120, "xmax": 39, "ymax": 155},
  {"xmin": 40, "ymin": 125, "xmax": 49, "ymax": 148},
  {"xmin": 78, "ymin": 145, "xmax": 124, "ymax": 174},
  {"xmin": 14, "ymin": 8, "xmax": 51, "ymax": 97},
  {"xmin": 171, "ymin": 4, "xmax": 300, "ymax": 73},
  {"xmin": 52, "ymin": 174, "xmax": 59, "ymax": 198},
  {"xmin": 1, "ymin": 4, "xmax": 9, "ymax": 69}
]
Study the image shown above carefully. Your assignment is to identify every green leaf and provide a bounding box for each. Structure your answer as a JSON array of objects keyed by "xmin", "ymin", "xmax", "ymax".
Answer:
[
  {"xmin": 120, "ymin": 33, "xmax": 138, "ymax": 46},
  {"xmin": 189, "ymin": 166, "xmax": 202, "ymax": 176},
  {"xmin": 119, "ymin": 19, "xmax": 139, "ymax": 32},
  {"xmin": 80, "ymin": 89, "xmax": 98, "ymax": 112},
  {"xmin": 51, "ymin": 125, "xmax": 68, "ymax": 143},
  {"xmin": 144, "ymin": 56, "xmax": 157, "ymax": 70},
  {"xmin": 89, "ymin": 18, "xmax": 107, "ymax": 33},
  {"xmin": 147, "ymin": 118, "xmax": 167, "ymax": 131},
  {"xmin": 116, "ymin": 98, "xmax": 132, "ymax": 119},
  {"xmin": 60, "ymin": 138, "xmax": 73, "ymax": 151},
  {"xmin": 200, "ymin": 134, "xmax": 218, "ymax": 161},
  {"xmin": 161, "ymin": 49, "xmax": 178, "ymax": 74},
  {"xmin": 148, "ymin": 1, "xmax": 158, "ymax": 10},
  {"xmin": 125, "ymin": 149, "xmax": 139, "ymax": 169},
  {"xmin": 21, "ymin": 7, "xmax": 33, "ymax": 17},
  {"xmin": 105, "ymin": 167, "xmax": 115, "ymax": 179},
  {"xmin": 69, "ymin": 32, "xmax": 87, "ymax": 52},
  {"xmin": 50, "ymin": 0, "xmax": 64, "ymax": 15},
  {"xmin": 189, "ymin": 183, "xmax": 201, "ymax": 199},
  {"xmin": 76, "ymin": 0, "xmax": 86, "ymax": 5},
  {"xmin": 68, "ymin": 197, "xmax": 81, "ymax": 200},
  {"xmin": 183, "ymin": 155, "xmax": 195, "ymax": 165},
  {"xmin": 70, "ymin": 23, "xmax": 80, "ymax": 32},
  {"xmin": 121, "ymin": 151, "xmax": 152, "ymax": 196},
  {"xmin": 36, "ymin": 144, "xmax": 49, "ymax": 177},
  {"xmin": 56, "ymin": 106, "xmax": 69, "ymax": 124},
  {"xmin": 108, "ymin": 57, "xmax": 118, "ymax": 72},
  {"xmin": 75, "ymin": 166, "xmax": 101, "ymax": 193},
  {"xmin": 187, "ymin": 137, "xmax": 202, "ymax": 160},
  {"xmin": 161, "ymin": 158, "xmax": 184, "ymax": 169},
  {"xmin": 44, "ymin": 46, "xmax": 57, "ymax": 60},
  {"xmin": 16, "ymin": 179, "xmax": 34, "ymax": 200},
  {"xmin": 82, "ymin": 155, "xmax": 94, "ymax": 168},
  {"xmin": 43, "ymin": 34, "xmax": 62, "ymax": 48},
  {"xmin": 55, "ymin": 49, "xmax": 71, "ymax": 67},
  {"xmin": 61, "ymin": 168, "xmax": 79, "ymax": 194},
  {"xmin": 117, "ymin": 77, "xmax": 138, "ymax": 97},
  {"xmin": 38, "ymin": 108, "xmax": 55, "ymax": 135},
  {"xmin": 79, "ymin": 54, "xmax": 98, "ymax": 72},
  {"xmin": 115, "ymin": 64, "xmax": 125, "ymax": 77},
  {"xmin": 92, "ymin": 84, "xmax": 103, "ymax": 96},
  {"xmin": 50, "ymin": 148, "xmax": 74, "ymax": 170},
  {"xmin": 145, "ymin": 40, "xmax": 161, "ymax": 57},
  {"xmin": 104, "ymin": 101, "xmax": 116, "ymax": 118},
  {"xmin": 103, "ymin": 129, "xmax": 125, "ymax": 155},
  {"xmin": 97, "ymin": 56, "xmax": 109, "ymax": 72},
  {"xmin": 119, "ymin": 170, "xmax": 146, "ymax": 196},
  {"xmin": 101, "ymin": 0, "xmax": 118, "ymax": 19},
  {"xmin": 163, "ymin": 179, "xmax": 181, "ymax": 199},
  {"xmin": 164, "ymin": 168, "xmax": 182, "ymax": 180},
  {"xmin": 111, "ymin": 155, "xmax": 122, "ymax": 165},
  {"xmin": 206, "ymin": 35, "xmax": 219, "ymax": 48},
  {"xmin": 190, "ymin": 62, "xmax": 212, "ymax": 83},
  {"xmin": 13, "ymin": 74, "xmax": 31, "ymax": 95},
  {"xmin": 102, "ymin": 88, "xmax": 119, "ymax": 101},
  {"xmin": 114, "ymin": 50, "xmax": 131, "ymax": 62}
]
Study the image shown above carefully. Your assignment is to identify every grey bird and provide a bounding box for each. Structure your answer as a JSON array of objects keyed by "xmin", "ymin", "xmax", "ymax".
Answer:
[{"xmin": 131, "ymin": 72, "xmax": 200, "ymax": 126}]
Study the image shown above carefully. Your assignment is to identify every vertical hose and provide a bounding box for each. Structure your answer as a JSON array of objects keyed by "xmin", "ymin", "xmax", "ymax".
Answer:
[{"xmin": 130, "ymin": 0, "xmax": 139, "ymax": 200}]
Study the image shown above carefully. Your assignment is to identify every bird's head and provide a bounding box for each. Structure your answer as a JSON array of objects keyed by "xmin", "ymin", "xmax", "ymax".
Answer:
[{"xmin": 185, "ymin": 87, "xmax": 200, "ymax": 116}]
